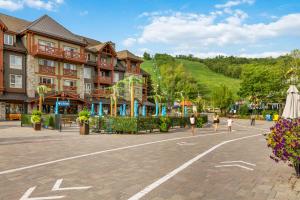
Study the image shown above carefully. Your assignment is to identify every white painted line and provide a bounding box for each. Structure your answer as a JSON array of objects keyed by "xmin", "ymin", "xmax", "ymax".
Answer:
[
  {"xmin": 52, "ymin": 179, "xmax": 92, "ymax": 191},
  {"xmin": 0, "ymin": 132, "xmax": 226, "ymax": 175},
  {"xmin": 177, "ymin": 142, "xmax": 196, "ymax": 146},
  {"xmin": 220, "ymin": 161, "xmax": 256, "ymax": 166},
  {"xmin": 215, "ymin": 164, "xmax": 254, "ymax": 171},
  {"xmin": 127, "ymin": 134, "xmax": 261, "ymax": 200},
  {"xmin": 20, "ymin": 186, "xmax": 64, "ymax": 200}
]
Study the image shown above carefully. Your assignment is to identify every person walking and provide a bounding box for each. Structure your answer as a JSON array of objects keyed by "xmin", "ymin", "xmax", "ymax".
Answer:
[
  {"xmin": 250, "ymin": 113, "xmax": 256, "ymax": 126},
  {"xmin": 213, "ymin": 113, "xmax": 220, "ymax": 132},
  {"xmin": 190, "ymin": 114, "xmax": 196, "ymax": 135},
  {"xmin": 227, "ymin": 116, "xmax": 233, "ymax": 132}
]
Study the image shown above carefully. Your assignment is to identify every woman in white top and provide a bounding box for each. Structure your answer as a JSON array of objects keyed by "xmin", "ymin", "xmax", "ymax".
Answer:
[
  {"xmin": 227, "ymin": 116, "xmax": 233, "ymax": 132},
  {"xmin": 190, "ymin": 114, "xmax": 196, "ymax": 135}
]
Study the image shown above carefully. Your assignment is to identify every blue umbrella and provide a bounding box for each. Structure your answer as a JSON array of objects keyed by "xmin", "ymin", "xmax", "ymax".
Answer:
[
  {"xmin": 162, "ymin": 106, "xmax": 166, "ymax": 116},
  {"xmin": 134, "ymin": 100, "xmax": 138, "ymax": 117},
  {"xmin": 122, "ymin": 104, "xmax": 126, "ymax": 116},
  {"xmin": 155, "ymin": 102, "xmax": 159, "ymax": 117},
  {"xmin": 119, "ymin": 105, "xmax": 123, "ymax": 116},
  {"xmin": 184, "ymin": 106, "xmax": 187, "ymax": 117},
  {"xmin": 55, "ymin": 98, "xmax": 59, "ymax": 114},
  {"xmin": 98, "ymin": 101, "xmax": 103, "ymax": 117},
  {"xmin": 142, "ymin": 105, "xmax": 146, "ymax": 117},
  {"xmin": 90, "ymin": 103, "xmax": 95, "ymax": 116}
]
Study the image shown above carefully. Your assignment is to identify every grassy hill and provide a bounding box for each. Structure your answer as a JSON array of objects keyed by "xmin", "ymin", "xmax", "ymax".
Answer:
[{"xmin": 141, "ymin": 59, "xmax": 241, "ymax": 96}]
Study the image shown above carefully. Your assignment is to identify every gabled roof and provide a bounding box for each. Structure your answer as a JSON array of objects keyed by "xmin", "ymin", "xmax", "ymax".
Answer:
[
  {"xmin": 76, "ymin": 35, "xmax": 102, "ymax": 48},
  {"xmin": 0, "ymin": 13, "xmax": 30, "ymax": 33},
  {"xmin": 117, "ymin": 50, "xmax": 143, "ymax": 62},
  {"xmin": 21, "ymin": 15, "xmax": 86, "ymax": 45},
  {"xmin": 87, "ymin": 42, "xmax": 117, "ymax": 56}
]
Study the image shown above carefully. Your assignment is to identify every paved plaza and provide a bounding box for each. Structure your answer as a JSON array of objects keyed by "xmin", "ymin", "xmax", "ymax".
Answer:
[{"xmin": 0, "ymin": 119, "xmax": 300, "ymax": 200}]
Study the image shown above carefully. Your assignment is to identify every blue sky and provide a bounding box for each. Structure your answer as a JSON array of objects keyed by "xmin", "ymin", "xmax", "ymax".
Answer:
[{"xmin": 0, "ymin": 0, "xmax": 300, "ymax": 58}]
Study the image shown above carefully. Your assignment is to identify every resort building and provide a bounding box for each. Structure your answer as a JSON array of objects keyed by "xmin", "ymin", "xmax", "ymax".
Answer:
[{"xmin": 0, "ymin": 13, "xmax": 150, "ymax": 120}]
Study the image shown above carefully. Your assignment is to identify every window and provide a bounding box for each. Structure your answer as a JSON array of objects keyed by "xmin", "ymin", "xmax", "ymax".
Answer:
[
  {"xmin": 101, "ymin": 57, "xmax": 107, "ymax": 63},
  {"xmin": 63, "ymin": 63, "xmax": 76, "ymax": 70},
  {"xmin": 10, "ymin": 74, "xmax": 22, "ymax": 88},
  {"xmin": 40, "ymin": 77, "xmax": 53, "ymax": 85},
  {"xmin": 113, "ymin": 72, "xmax": 119, "ymax": 83},
  {"xmin": 87, "ymin": 53, "xmax": 91, "ymax": 61},
  {"xmin": 39, "ymin": 59, "xmax": 54, "ymax": 67},
  {"xmin": 64, "ymin": 46, "xmax": 77, "ymax": 52},
  {"xmin": 84, "ymin": 68, "xmax": 92, "ymax": 79},
  {"xmin": 10, "ymin": 55, "xmax": 22, "ymax": 69},
  {"xmin": 4, "ymin": 34, "xmax": 13, "ymax": 45},
  {"xmin": 64, "ymin": 80, "xmax": 76, "ymax": 87},
  {"xmin": 38, "ymin": 40, "xmax": 54, "ymax": 47},
  {"xmin": 85, "ymin": 83, "xmax": 92, "ymax": 94}
]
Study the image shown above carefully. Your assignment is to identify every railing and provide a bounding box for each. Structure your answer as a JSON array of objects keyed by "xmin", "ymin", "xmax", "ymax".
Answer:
[
  {"xmin": 63, "ymin": 69, "xmax": 77, "ymax": 77},
  {"xmin": 39, "ymin": 65, "xmax": 55, "ymax": 75},
  {"xmin": 93, "ymin": 88, "xmax": 111, "ymax": 97},
  {"xmin": 63, "ymin": 50, "xmax": 86, "ymax": 63},
  {"xmin": 32, "ymin": 44, "xmax": 63, "ymax": 58},
  {"xmin": 128, "ymin": 67, "xmax": 140, "ymax": 74},
  {"xmin": 63, "ymin": 86, "xmax": 77, "ymax": 92},
  {"xmin": 39, "ymin": 83, "xmax": 55, "ymax": 89},
  {"xmin": 98, "ymin": 62, "xmax": 113, "ymax": 70},
  {"xmin": 94, "ymin": 76, "xmax": 112, "ymax": 85}
]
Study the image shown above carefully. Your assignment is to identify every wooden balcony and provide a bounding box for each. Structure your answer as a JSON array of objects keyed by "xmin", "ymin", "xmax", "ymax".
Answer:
[
  {"xmin": 92, "ymin": 88, "xmax": 111, "ymax": 97},
  {"xmin": 63, "ymin": 69, "xmax": 77, "ymax": 77},
  {"xmin": 94, "ymin": 76, "xmax": 112, "ymax": 85},
  {"xmin": 32, "ymin": 44, "xmax": 63, "ymax": 60},
  {"xmin": 127, "ymin": 67, "xmax": 140, "ymax": 74},
  {"xmin": 39, "ymin": 65, "xmax": 55, "ymax": 75},
  {"xmin": 63, "ymin": 86, "xmax": 77, "ymax": 93},
  {"xmin": 98, "ymin": 62, "xmax": 113, "ymax": 70},
  {"xmin": 63, "ymin": 50, "xmax": 86, "ymax": 64}
]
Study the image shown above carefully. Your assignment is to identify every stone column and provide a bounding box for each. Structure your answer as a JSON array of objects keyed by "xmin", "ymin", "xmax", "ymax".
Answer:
[
  {"xmin": 0, "ymin": 102, "xmax": 6, "ymax": 120},
  {"xmin": 26, "ymin": 55, "xmax": 38, "ymax": 98}
]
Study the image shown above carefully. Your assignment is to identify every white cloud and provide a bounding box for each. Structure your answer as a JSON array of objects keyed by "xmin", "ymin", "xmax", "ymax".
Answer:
[
  {"xmin": 79, "ymin": 10, "xmax": 88, "ymax": 16},
  {"xmin": 215, "ymin": 0, "xmax": 255, "ymax": 9},
  {"xmin": 239, "ymin": 51, "xmax": 288, "ymax": 58},
  {"xmin": 0, "ymin": 0, "xmax": 23, "ymax": 11},
  {"xmin": 122, "ymin": 38, "xmax": 137, "ymax": 47},
  {"xmin": 0, "ymin": 0, "xmax": 64, "ymax": 11}
]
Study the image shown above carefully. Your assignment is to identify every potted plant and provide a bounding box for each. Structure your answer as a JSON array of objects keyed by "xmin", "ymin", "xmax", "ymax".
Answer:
[
  {"xmin": 159, "ymin": 117, "xmax": 171, "ymax": 132},
  {"xmin": 77, "ymin": 108, "xmax": 90, "ymax": 135},
  {"xmin": 266, "ymin": 118, "xmax": 300, "ymax": 177},
  {"xmin": 31, "ymin": 110, "xmax": 42, "ymax": 131}
]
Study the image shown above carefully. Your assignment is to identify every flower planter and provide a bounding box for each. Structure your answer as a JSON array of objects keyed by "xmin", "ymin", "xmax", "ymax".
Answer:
[
  {"xmin": 80, "ymin": 123, "xmax": 89, "ymax": 135},
  {"xmin": 295, "ymin": 161, "xmax": 300, "ymax": 178},
  {"xmin": 33, "ymin": 122, "xmax": 41, "ymax": 131}
]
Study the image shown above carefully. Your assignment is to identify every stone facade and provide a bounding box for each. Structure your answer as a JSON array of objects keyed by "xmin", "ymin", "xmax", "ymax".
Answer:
[
  {"xmin": 0, "ymin": 102, "xmax": 6, "ymax": 120},
  {"xmin": 78, "ymin": 64, "xmax": 85, "ymax": 99},
  {"xmin": 26, "ymin": 55, "xmax": 37, "ymax": 98}
]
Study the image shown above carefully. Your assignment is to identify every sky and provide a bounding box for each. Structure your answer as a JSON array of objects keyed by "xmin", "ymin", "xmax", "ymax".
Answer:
[{"xmin": 0, "ymin": 0, "xmax": 300, "ymax": 58}]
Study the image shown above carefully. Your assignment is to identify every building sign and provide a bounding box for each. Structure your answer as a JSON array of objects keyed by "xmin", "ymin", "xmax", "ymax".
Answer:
[{"xmin": 57, "ymin": 101, "xmax": 70, "ymax": 107}]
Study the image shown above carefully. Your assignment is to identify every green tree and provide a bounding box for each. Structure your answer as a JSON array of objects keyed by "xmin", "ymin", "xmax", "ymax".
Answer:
[
  {"xmin": 143, "ymin": 52, "xmax": 151, "ymax": 60},
  {"xmin": 212, "ymin": 84, "xmax": 234, "ymax": 114},
  {"xmin": 36, "ymin": 85, "xmax": 49, "ymax": 113}
]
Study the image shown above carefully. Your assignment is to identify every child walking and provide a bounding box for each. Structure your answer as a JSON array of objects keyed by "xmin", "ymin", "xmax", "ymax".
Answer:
[
  {"xmin": 190, "ymin": 114, "xmax": 196, "ymax": 136},
  {"xmin": 227, "ymin": 116, "xmax": 233, "ymax": 132}
]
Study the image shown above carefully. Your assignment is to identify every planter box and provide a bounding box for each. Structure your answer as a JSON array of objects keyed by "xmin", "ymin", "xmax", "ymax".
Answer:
[
  {"xmin": 34, "ymin": 123, "xmax": 41, "ymax": 131},
  {"xmin": 80, "ymin": 123, "xmax": 89, "ymax": 135}
]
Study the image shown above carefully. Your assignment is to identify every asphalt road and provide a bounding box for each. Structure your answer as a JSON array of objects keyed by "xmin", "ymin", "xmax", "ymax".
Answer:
[{"xmin": 0, "ymin": 119, "xmax": 299, "ymax": 200}]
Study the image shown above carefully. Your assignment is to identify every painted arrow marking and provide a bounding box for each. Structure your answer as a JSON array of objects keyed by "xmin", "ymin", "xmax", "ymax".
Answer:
[
  {"xmin": 19, "ymin": 186, "xmax": 64, "ymax": 200},
  {"xmin": 20, "ymin": 179, "xmax": 92, "ymax": 200},
  {"xmin": 52, "ymin": 179, "xmax": 92, "ymax": 191},
  {"xmin": 215, "ymin": 160, "xmax": 256, "ymax": 171}
]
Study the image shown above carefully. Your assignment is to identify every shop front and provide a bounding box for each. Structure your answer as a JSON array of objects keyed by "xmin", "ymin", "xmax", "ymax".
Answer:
[{"xmin": 0, "ymin": 93, "xmax": 27, "ymax": 120}]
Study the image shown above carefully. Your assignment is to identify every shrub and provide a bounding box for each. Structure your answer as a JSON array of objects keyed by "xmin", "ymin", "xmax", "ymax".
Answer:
[
  {"xmin": 239, "ymin": 104, "xmax": 250, "ymax": 116},
  {"xmin": 78, "ymin": 108, "xmax": 90, "ymax": 124},
  {"xmin": 266, "ymin": 118, "xmax": 300, "ymax": 168},
  {"xmin": 196, "ymin": 117, "xmax": 203, "ymax": 128},
  {"xmin": 21, "ymin": 114, "xmax": 32, "ymax": 126},
  {"xmin": 43, "ymin": 115, "xmax": 54, "ymax": 128},
  {"xmin": 32, "ymin": 110, "xmax": 42, "ymax": 116},
  {"xmin": 159, "ymin": 117, "xmax": 171, "ymax": 132}
]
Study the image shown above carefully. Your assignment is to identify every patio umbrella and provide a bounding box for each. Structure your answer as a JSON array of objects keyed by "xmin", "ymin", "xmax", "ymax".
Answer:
[
  {"xmin": 119, "ymin": 105, "xmax": 123, "ymax": 116},
  {"xmin": 90, "ymin": 103, "xmax": 95, "ymax": 116},
  {"xmin": 162, "ymin": 106, "xmax": 166, "ymax": 116},
  {"xmin": 134, "ymin": 100, "xmax": 138, "ymax": 117},
  {"xmin": 142, "ymin": 105, "xmax": 146, "ymax": 117},
  {"xmin": 282, "ymin": 85, "xmax": 300, "ymax": 119},
  {"xmin": 155, "ymin": 102, "xmax": 159, "ymax": 117},
  {"xmin": 184, "ymin": 106, "xmax": 188, "ymax": 117},
  {"xmin": 98, "ymin": 101, "xmax": 103, "ymax": 117},
  {"xmin": 122, "ymin": 104, "xmax": 126, "ymax": 116},
  {"xmin": 55, "ymin": 98, "xmax": 59, "ymax": 114}
]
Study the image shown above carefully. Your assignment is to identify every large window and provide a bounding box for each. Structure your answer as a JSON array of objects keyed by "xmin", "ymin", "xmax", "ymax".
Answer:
[
  {"xmin": 64, "ymin": 80, "xmax": 76, "ymax": 87},
  {"xmin": 85, "ymin": 83, "xmax": 92, "ymax": 94},
  {"xmin": 38, "ymin": 40, "xmax": 54, "ymax": 47},
  {"xmin": 84, "ymin": 68, "xmax": 92, "ymax": 79},
  {"xmin": 4, "ymin": 34, "xmax": 13, "ymax": 45},
  {"xmin": 113, "ymin": 72, "xmax": 119, "ymax": 83},
  {"xmin": 39, "ymin": 59, "xmax": 54, "ymax": 67},
  {"xmin": 40, "ymin": 77, "xmax": 53, "ymax": 85},
  {"xmin": 9, "ymin": 55, "xmax": 22, "ymax": 69},
  {"xmin": 10, "ymin": 74, "xmax": 22, "ymax": 88},
  {"xmin": 63, "ymin": 63, "xmax": 76, "ymax": 70}
]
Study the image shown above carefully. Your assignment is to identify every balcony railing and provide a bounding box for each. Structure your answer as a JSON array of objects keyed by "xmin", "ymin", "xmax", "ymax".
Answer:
[
  {"xmin": 127, "ymin": 67, "xmax": 140, "ymax": 74},
  {"xmin": 39, "ymin": 83, "xmax": 55, "ymax": 90},
  {"xmin": 39, "ymin": 65, "xmax": 55, "ymax": 75},
  {"xmin": 63, "ymin": 69, "xmax": 77, "ymax": 77},
  {"xmin": 32, "ymin": 44, "xmax": 63, "ymax": 59},
  {"xmin": 63, "ymin": 50, "xmax": 86, "ymax": 64},
  {"xmin": 98, "ymin": 62, "xmax": 113, "ymax": 70},
  {"xmin": 63, "ymin": 86, "xmax": 77, "ymax": 93},
  {"xmin": 94, "ymin": 76, "xmax": 112, "ymax": 85},
  {"xmin": 92, "ymin": 88, "xmax": 111, "ymax": 97}
]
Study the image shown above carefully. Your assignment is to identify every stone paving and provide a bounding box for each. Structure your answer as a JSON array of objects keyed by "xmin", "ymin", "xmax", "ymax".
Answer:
[{"xmin": 0, "ymin": 119, "xmax": 299, "ymax": 199}]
